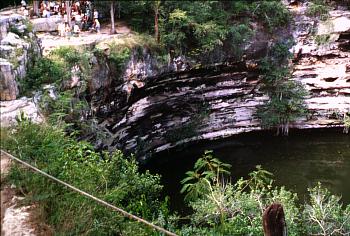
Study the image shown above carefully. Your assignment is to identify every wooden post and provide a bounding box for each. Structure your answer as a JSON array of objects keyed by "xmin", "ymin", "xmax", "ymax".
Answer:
[{"xmin": 263, "ymin": 203, "xmax": 287, "ymax": 236}]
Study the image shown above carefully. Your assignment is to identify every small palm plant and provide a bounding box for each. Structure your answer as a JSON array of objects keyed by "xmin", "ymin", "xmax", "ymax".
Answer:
[{"xmin": 180, "ymin": 150, "xmax": 231, "ymax": 202}]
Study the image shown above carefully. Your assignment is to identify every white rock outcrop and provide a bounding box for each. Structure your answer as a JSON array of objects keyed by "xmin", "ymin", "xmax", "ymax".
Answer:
[
  {"xmin": 0, "ymin": 97, "xmax": 43, "ymax": 127},
  {"xmin": 0, "ymin": 14, "xmax": 41, "ymax": 101}
]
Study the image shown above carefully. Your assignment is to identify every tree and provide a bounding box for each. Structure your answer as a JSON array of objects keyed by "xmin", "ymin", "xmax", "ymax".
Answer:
[
  {"xmin": 110, "ymin": 0, "xmax": 116, "ymax": 34},
  {"xmin": 154, "ymin": 0, "xmax": 161, "ymax": 43},
  {"xmin": 33, "ymin": 0, "xmax": 39, "ymax": 17},
  {"xmin": 65, "ymin": 0, "xmax": 71, "ymax": 27}
]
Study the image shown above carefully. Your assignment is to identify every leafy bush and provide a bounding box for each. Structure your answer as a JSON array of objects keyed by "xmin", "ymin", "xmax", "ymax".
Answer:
[
  {"xmin": 159, "ymin": 2, "xmax": 236, "ymax": 59},
  {"xmin": 257, "ymin": 40, "xmax": 307, "ymax": 136},
  {"xmin": 21, "ymin": 58, "xmax": 66, "ymax": 95},
  {"xmin": 258, "ymin": 79, "xmax": 308, "ymax": 135},
  {"xmin": 38, "ymin": 90, "xmax": 90, "ymax": 135},
  {"xmin": 2, "ymin": 119, "xmax": 167, "ymax": 235},
  {"xmin": 303, "ymin": 184, "xmax": 350, "ymax": 235},
  {"xmin": 50, "ymin": 46, "xmax": 91, "ymax": 81},
  {"xmin": 21, "ymin": 46, "xmax": 92, "ymax": 95},
  {"xmin": 251, "ymin": 1, "xmax": 291, "ymax": 31},
  {"xmin": 179, "ymin": 151, "xmax": 349, "ymax": 236},
  {"xmin": 306, "ymin": 0, "xmax": 331, "ymax": 20},
  {"xmin": 228, "ymin": 23, "xmax": 253, "ymax": 58},
  {"xmin": 108, "ymin": 45, "xmax": 131, "ymax": 76}
]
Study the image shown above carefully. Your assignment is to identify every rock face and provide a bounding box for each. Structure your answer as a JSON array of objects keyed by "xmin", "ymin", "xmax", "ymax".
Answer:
[
  {"xmin": 290, "ymin": 3, "xmax": 350, "ymax": 128},
  {"xmin": 0, "ymin": 14, "xmax": 41, "ymax": 101},
  {"xmin": 92, "ymin": 2, "xmax": 349, "ymax": 159},
  {"xmin": 31, "ymin": 16, "xmax": 62, "ymax": 32},
  {"xmin": 0, "ymin": 58, "xmax": 18, "ymax": 100},
  {"xmin": 96, "ymin": 60, "xmax": 265, "ymax": 157},
  {"xmin": 0, "ymin": 97, "xmax": 43, "ymax": 127}
]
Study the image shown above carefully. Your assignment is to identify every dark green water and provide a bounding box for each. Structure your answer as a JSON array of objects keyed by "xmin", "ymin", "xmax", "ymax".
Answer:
[{"xmin": 146, "ymin": 129, "xmax": 350, "ymax": 213}]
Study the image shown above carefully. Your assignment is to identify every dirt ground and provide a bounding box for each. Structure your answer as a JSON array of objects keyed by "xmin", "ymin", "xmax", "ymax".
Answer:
[
  {"xmin": 38, "ymin": 21, "xmax": 132, "ymax": 55},
  {"xmin": 1, "ymin": 153, "xmax": 52, "ymax": 236}
]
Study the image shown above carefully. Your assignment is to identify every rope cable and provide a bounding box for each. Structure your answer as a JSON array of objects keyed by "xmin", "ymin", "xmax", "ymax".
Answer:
[{"xmin": 1, "ymin": 150, "xmax": 178, "ymax": 236}]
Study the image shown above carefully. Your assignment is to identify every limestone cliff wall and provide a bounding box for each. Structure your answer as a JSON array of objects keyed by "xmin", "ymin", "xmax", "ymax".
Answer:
[
  {"xmin": 0, "ymin": 14, "xmax": 41, "ymax": 101},
  {"xmin": 91, "ymin": 1, "xmax": 349, "ymax": 158},
  {"xmin": 290, "ymin": 4, "xmax": 350, "ymax": 128}
]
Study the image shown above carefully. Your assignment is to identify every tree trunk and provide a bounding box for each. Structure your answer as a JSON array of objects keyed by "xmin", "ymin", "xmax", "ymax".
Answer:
[
  {"xmin": 154, "ymin": 1, "xmax": 160, "ymax": 43},
  {"xmin": 117, "ymin": 1, "xmax": 121, "ymax": 19},
  {"xmin": 33, "ymin": 1, "xmax": 39, "ymax": 17},
  {"xmin": 110, "ymin": 1, "xmax": 116, "ymax": 34},
  {"xmin": 65, "ymin": 1, "xmax": 71, "ymax": 27},
  {"xmin": 263, "ymin": 203, "xmax": 288, "ymax": 236}
]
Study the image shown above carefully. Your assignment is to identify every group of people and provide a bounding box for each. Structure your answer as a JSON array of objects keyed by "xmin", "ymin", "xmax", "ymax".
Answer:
[{"xmin": 20, "ymin": 0, "xmax": 101, "ymax": 37}]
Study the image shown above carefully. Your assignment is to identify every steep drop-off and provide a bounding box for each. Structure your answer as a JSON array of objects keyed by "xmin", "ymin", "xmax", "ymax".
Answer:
[{"xmin": 90, "ymin": 2, "xmax": 349, "ymax": 159}]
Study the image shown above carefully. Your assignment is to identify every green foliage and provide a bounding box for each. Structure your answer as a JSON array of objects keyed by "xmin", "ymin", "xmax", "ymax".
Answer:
[
  {"xmin": 269, "ymin": 40, "xmax": 294, "ymax": 64},
  {"xmin": 179, "ymin": 151, "xmax": 349, "ymax": 236},
  {"xmin": 8, "ymin": 47, "xmax": 23, "ymax": 69},
  {"xmin": 50, "ymin": 46, "xmax": 91, "ymax": 81},
  {"xmin": 257, "ymin": 41, "xmax": 307, "ymax": 136},
  {"xmin": 9, "ymin": 25, "xmax": 22, "ymax": 36},
  {"xmin": 258, "ymin": 79, "xmax": 308, "ymax": 135},
  {"xmin": 108, "ymin": 44, "xmax": 131, "ymax": 76},
  {"xmin": 119, "ymin": 1, "xmax": 155, "ymax": 33},
  {"xmin": 315, "ymin": 34, "xmax": 331, "ymax": 45},
  {"xmin": 21, "ymin": 58, "xmax": 65, "ymax": 95},
  {"xmin": 303, "ymin": 183, "xmax": 350, "ymax": 235},
  {"xmin": 180, "ymin": 155, "xmax": 302, "ymax": 235},
  {"xmin": 306, "ymin": 0, "xmax": 331, "ymax": 20},
  {"xmin": 159, "ymin": 1, "xmax": 252, "ymax": 60},
  {"xmin": 117, "ymin": 1, "xmax": 291, "ymax": 61},
  {"xmin": 2, "ymin": 119, "xmax": 167, "ymax": 235},
  {"xmin": 21, "ymin": 46, "xmax": 91, "ymax": 95},
  {"xmin": 181, "ymin": 150, "xmax": 231, "ymax": 202},
  {"xmin": 227, "ymin": 23, "xmax": 253, "ymax": 59},
  {"xmin": 23, "ymin": 19, "xmax": 34, "ymax": 33},
  {"xmin": 251, "ymin": 1, "xmax": 291, "ymax": 31},
  {"xmin": 39, "ymin": 90, "xmax": 89, "ymax": 131}
]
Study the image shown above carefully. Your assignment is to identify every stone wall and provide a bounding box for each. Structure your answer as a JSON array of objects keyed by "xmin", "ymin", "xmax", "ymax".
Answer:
[{"xmin": 0, "ymin": 14, "xmax": 41, "ymax": 101}]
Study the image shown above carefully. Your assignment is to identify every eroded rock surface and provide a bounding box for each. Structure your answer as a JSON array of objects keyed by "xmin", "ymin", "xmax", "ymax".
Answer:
[
  {"xmin": 93, "ymin": 2, "xmax": 349, "ymax": 158},
  {"xmin": 0, "ymin": 13, "xmax": 41, "ymax": 101},
  {"xmin": 290, "ymin": 3, "xmax": 350, "ymax": 128},
  {"xmin": 0, "ymin": 97, "xmax": 43, "ymax": 127}
]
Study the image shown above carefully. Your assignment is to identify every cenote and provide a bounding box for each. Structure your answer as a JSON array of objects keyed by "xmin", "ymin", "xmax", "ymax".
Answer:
[{"xmin": 145, "ymin": 128, "xmax": 350, "ymax": 214}]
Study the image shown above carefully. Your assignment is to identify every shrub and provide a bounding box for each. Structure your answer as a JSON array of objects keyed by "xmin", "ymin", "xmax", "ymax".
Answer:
[
  {"xmin": 306, "ymin": 0, "xmax": 331, "ymax": 20},
  {"xmin": 108, "ymin": 45, "xmax": 131, "ymax": 76},
  {"xmin": 50, "ymin": 46, "xmax": 91, "ymax": 81},
  {"xmin": 258, "ymin": 79, "xmax": 308, "ymax": 136},
  {"xmin": 303, "ymin": 184, "xmax": 350, "ymax": 235},
  {"xmin": 257, "ymin": 40, "xmax": 307, "ymax": 136},
  {"xmin": 251, "ymin": 1, "xmax": 291, "ymax": 31},
  {"xmin": 21, "ymin": 57, "xmax": 66, "ymax": 95},
  {"xmin": 179, "ymin": 151, "xmax": 349, "ymax": 236},
  {"xmin": 2, "ymin": 119, "xmax": 167, "ymax": 235}
]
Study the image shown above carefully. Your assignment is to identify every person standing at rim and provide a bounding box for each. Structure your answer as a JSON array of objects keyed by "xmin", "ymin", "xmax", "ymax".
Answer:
[{"xmin": 93, "ymin": 18, "xmax": 100, "ymax": 33}]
